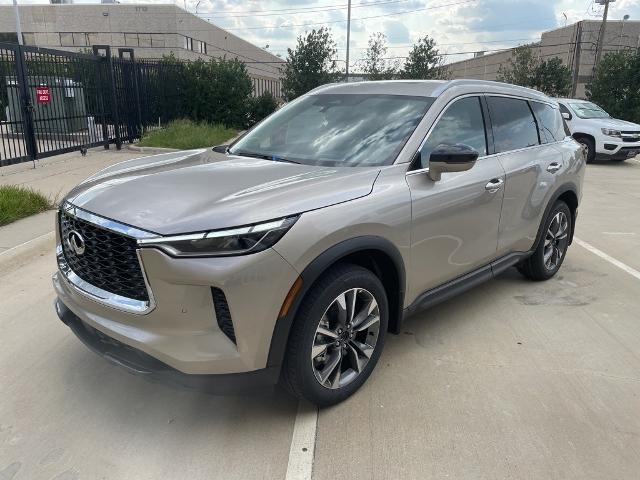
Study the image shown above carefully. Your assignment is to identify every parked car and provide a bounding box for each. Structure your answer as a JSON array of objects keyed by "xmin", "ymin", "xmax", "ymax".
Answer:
[
  {"xmin": 555, "ymin": 98, "xmax": 640, "ymax": 163},
  {"xmin": 53, "ymin": 80, "xmax": 585, "ymax": 406}
]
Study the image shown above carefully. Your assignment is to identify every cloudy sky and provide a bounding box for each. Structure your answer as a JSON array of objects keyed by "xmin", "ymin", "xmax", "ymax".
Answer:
[{"xmin": 4, "ymin": 0, "xmax": 640, "ymax": 68}]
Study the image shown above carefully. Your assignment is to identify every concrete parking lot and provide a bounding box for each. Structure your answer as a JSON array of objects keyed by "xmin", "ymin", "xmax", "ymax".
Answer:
[{"xmin": 1, "ymin": 156, "xmax": 639, "ymax": 480}]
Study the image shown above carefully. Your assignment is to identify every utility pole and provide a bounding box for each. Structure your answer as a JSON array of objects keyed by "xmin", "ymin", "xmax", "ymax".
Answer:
[
  {"xmin": 13, "ymin": 0, "xmax": 23, "ymax": 45},
  {"xmin": 345, "ymin": 0, "xmax": 351, "ymax": 82},
  {"xmin": 595, "ymin": 0, "xmax": 615, "ymax": 68}
]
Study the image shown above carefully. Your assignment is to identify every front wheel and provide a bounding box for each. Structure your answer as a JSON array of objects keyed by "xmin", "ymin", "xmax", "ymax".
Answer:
[
  {"xmin": 575, "ymin": 136, "xmax": 595, "ymax": 163},
  {"xmin": 518, "ymin": 201, "xmax": 572, "ymax": 281},
  {"xmin": 281, "ymin": 264, "xmax": 388, "ymax": 406}
]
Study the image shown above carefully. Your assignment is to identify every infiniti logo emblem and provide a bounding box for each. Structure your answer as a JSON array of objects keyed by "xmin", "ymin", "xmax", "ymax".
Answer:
[{"xmin": 66, "ymin": 230, "xmax": 86, "ymax": 256}]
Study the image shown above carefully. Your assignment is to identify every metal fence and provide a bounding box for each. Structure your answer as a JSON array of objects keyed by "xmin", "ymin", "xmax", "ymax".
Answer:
[{"xmin": 0, "ymin": 43, "xmax": 185, "ymax": 167}]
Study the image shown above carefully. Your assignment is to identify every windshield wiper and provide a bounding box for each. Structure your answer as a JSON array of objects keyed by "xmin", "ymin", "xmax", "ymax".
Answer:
[{"xmin": 231, "ymin": 150, "xmax": 301, "ymax": 164}]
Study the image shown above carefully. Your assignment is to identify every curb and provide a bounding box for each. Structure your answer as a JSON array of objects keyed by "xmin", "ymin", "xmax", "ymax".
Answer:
[
  {"xmin": 0, "ymin": 231, "xmax": 56, "ymax": 273},
  {"xmin": 126, "ymin": 145, "xmax": 179, "ymax": 154}
]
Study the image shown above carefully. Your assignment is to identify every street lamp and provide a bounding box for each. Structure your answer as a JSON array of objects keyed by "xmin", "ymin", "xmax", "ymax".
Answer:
[{"xmin": 618, "ymin": 14, "xmax": 630, "ymax": 50}]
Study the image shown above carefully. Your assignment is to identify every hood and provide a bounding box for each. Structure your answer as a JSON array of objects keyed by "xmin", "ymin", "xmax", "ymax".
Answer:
[
  {"xmin": 65, "ymin": 149, "xmax": 380, "ymax": 235},
  {"xmin": 594, "ymin": 117, "xmax": 640, "ymax": 130}
]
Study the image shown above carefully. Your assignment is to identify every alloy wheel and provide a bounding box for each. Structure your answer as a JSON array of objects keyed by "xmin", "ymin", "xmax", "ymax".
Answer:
[
  {"xmin": 311, "ymin": 288, "xmax": 381, "ymax": 389},
  {"xmin": 543, "ymin": 211, "xmax": 569, "ymax": 271}
]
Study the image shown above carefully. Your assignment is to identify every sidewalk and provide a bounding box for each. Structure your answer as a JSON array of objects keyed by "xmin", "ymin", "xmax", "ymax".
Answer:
[{"xmin": 0, "ymin": 146, "xmax": 153, "ymax": 263}]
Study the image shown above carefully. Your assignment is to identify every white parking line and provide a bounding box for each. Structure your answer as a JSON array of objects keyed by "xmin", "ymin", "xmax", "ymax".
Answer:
[
  {"xmin": 574, "ymin": 237, "xmax": 640, "ymax": 281},
  {"xmin": 285, "ymin": 401, "xmax": 319, "ymax": 480}
]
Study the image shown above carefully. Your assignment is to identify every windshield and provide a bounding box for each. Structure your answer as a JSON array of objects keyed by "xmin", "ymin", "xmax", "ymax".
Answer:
[
  {"xmin": 568, "ymin": 101, "xmax": 610, "ymax": 119},
  {"xmin": 229, "ymin": 93, "xmax": 434, "ymax": 167}
]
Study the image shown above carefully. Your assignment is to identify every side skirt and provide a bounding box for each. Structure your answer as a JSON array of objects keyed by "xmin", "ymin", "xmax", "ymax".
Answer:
[{"xmin": 403, "ymin": 251, "xmax": 531, "ymax": 319}]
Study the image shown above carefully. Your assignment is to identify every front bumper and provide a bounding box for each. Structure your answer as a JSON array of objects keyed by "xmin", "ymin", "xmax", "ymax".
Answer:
[
  {"xmin": 597, "ymin": 140, "xmax": 640, "ymax": 160},
  {"xmin": 53, "ymin": 243, "xmax": 299, "ymax": 376},
  {"xmin": 55, "ymin": 299, "xmax": 280, "ymax": 393}
]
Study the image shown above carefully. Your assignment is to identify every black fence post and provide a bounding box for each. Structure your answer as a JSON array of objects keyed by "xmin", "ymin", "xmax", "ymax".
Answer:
[
  {"xmin": 93, "ymin": 45, "xmax": 121, "ymax": 150},
  {"xmin": 118, "ymin": 48, "xmax": 143, "ymax": 141},
  {"xmin": 92, "ymin": 46, "xmax": 111, "ymax": 150},
  {"xmin": 14, "ymin": 44, "xmax": 38, "ymax": 163}
]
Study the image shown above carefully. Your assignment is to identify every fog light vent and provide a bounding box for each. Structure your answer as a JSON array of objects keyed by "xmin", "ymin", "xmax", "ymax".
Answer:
[{"xmin": 211, "ymin": 287, "xmax": 236, "ymax": 344}]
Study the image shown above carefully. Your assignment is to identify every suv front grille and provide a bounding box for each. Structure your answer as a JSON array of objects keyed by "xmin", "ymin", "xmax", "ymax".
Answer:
[
  {"xmin": 621, "ymin": 131, "xmax": 640, "ymax": 143},
  {"xmin": 59, "ymin": 210, "xmax": 149, "ymax": 302}
]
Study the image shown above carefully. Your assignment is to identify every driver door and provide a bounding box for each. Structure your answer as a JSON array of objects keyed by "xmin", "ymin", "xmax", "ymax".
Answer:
[{"xmin": 406, "ymin": 95, "xmax": 506, "ymax": 298}]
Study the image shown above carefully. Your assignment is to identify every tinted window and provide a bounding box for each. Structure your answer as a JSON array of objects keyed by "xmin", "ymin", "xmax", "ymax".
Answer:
[
  {"xmin": 531, "ymin": 102, "xmax": 567, "ymax": 142},
  {"xmin": 229, "ymin": 94, "xmax": 434, "ymax": 167},
  {"xmin": 487, "ymin": 97, "xmax": 539, "ymax": 153},
  {"xmin": 419, "ymin": 96, "xmax": 487, "ymax": 168}
]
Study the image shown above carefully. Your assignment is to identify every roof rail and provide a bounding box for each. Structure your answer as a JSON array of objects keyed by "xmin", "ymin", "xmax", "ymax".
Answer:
[{"xmin": 432, "ymin": 79, "xmax": 549, "ymax": 100}]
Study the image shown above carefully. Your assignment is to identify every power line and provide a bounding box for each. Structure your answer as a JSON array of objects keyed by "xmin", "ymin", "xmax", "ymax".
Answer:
[
  {"xmin": 197, "ymin": 0, "xmax": 414, "ymax": 19},
  {"xmin": 221, "ymin": 0, "xmax": 478, "ymax": 31}
]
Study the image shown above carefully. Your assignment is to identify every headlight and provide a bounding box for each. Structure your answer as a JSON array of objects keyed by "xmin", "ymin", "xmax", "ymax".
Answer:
[
  {"xmin": 601, "ymin": 128, "xmax": 622, "ymax": 137},
  {"xmin": 138, "ymin": 216, "xmax": 298, "ymax": 257}
]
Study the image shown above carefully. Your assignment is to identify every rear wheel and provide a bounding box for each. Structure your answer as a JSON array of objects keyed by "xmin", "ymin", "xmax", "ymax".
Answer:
[
  {"xmin": 518, "ymin": 201, "xmax": 572, "ymax": 281},
  {"xmin": 281, "ymin": 264, "xmax": 388, "ymax": 406},
  {"xmin": 575, "ymin": 136, "xmax": 595, "ymax": 163}
]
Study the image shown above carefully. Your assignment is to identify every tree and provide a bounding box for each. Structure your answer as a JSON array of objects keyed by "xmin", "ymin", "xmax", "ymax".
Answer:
[
  {"xmin": 496, "ymin": 46, "xmax": 572, "ymax": 97},
  {"xmin": 182, "ymin": 57, "xmax": 253, "ymax": 128},
  {"xmin": 496, "ymin": 46, "xmax": 538, "ymax": 87},
  {"xmin": 401, "ymin": 35, "xmax": 448, "ymax": 80},
  {"xmin": 360, "ymin": 32, "xmax": 398, "ymax": 80},
  {"xmin": 587, "ymin": 50, "xmax": 640, "ymax": 123},
  {"xmin": 532, "ymin": 58, "xmax": 572, "ymax": 97},
  {"xmin": 247, "ymin": 91, "xmax": 279, "ymax": 126},
  {"xmin": 281, "ymin": 28, "xmax": 340, "ymax": 101}
]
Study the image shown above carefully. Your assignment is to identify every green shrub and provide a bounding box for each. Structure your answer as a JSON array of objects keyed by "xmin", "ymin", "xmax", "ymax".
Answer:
[
  {"xmin": 247, "ymin": 92, "xmax": 279, "ymax": 126},
  {"xmin": 137, "ymin": 119, "xmax": 237, "ymax": 149},
  {"xmin": 0, "ymin": 185, "xmax": 53, "ymax": 227}
]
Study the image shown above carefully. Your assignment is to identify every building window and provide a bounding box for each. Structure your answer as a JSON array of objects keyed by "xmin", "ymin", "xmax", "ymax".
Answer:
[
  {"xmin": 22, "ymin": 33, "xmax": 36, "ymax": 45},
  {"xmin": 138, "ymin": 33, "xmax": 151, "ymax": 47},
  {"xmin": 72, "ymin": 32, "xmax": 88, "ymax": 46},
  {"xmin": 151, "ymin": 34, "xmax": 165, "ymax": 48},
  {"xmin": 198, "ymin": 41, "xmax": 207, "ymax": 54},
  {"xmin": 183, "ymin": 36, "xmax": 193, "ymax": 51},
  {"xmin": 125, "ymin": 33, "xmax": 139, "ymax": 47},
  {"xmin": 59, "ymin": 32, "xmax": 73, "ymax": 46},
  {"xmin": 0, "ymin": 33, "xmax": 19, "ymax": 43}
]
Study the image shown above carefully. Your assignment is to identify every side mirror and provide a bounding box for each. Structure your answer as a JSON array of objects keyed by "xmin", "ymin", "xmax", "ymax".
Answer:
[
  {"xmin": 426, "ymin": 144, "xmax": 479, "ymax": 182},
  {"xmin": 561, "ymin": 112, "xmax": 572, "ymax": 121},
  {"xmin": 212, "ymin": 144, "xmax": 229, "ymax": 153}
]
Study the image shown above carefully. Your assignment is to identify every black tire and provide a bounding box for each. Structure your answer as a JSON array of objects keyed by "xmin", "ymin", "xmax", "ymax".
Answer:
[
  {"xmin": 575, "ymin": 136, "xmax": 595, "ymax": 163},
  {"xmin": 280, "ymin": 264, "xmax": 388, "ymax": 406},
  {"xmin": 518, "ymin": 201, "xmax": 572, "ymax": 281}
]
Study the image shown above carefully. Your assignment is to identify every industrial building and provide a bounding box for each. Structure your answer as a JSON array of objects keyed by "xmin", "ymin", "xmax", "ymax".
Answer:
[
  {"xmin": 0, "ymin": 3, "xmax": 283, "ymax": 98},
  {"xmin": 447, "ymin": 20, "xmax": 640, "ymax": 98}
]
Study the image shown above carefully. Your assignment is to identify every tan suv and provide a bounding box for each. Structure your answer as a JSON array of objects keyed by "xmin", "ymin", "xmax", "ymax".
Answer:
[{"xmin": 53, "ymin": 80, "xmax": 585, "ymax": 406}]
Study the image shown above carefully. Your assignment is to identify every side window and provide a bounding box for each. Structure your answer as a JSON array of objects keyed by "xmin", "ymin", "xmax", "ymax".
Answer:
[
  {"xmin": 531, "ymin": 102, "xmax": 567, "ymax": 143},
  {"xmin": 487, "ymin": 96, "xmax": 539, "ymax": 153},
  {"xmin": 419, "ymin": 96, "xmax": 487, "ymax": 169}
]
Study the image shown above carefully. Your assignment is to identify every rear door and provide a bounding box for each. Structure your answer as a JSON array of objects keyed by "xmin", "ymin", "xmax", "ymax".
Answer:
[
  {"xmin": 486, "ymin": 96, "xmax": 564, "ymax": 255},
  {"xmin": 406, "ymin": 95, "xmax": 506, "ymax": 295}
]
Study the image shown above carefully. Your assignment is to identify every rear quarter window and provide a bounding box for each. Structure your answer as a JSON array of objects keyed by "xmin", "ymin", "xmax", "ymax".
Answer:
[{"xmin": 531, "ymin": 102, "xmax": 567, "ymax": 143}]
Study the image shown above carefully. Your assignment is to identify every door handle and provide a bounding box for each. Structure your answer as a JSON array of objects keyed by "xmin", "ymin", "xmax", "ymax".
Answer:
[
  {"xmin": 547, "ymin": 162, "xmax": 561, "ymax": 173},
  {"xmin": 485, "ymin": 178, "xmax": 504, "ymax": 192}
]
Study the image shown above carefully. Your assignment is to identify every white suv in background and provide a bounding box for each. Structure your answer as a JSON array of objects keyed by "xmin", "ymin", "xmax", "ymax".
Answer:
[{"xmin": 555, "ymin": 98, "xmax": 640, "ymax": 163}]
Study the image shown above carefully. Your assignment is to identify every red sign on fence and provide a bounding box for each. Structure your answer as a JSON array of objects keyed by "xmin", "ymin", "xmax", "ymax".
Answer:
[{"xmin": 36, "ymin": 86, "xmax": 51, "ymax": 104}]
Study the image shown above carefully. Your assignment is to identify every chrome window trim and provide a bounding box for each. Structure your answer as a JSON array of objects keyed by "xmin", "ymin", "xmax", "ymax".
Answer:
[
  {"xmin": 61, "ymin": 202, "xmax": 158, "ymax": 239},
  {"xmin": 58, "ymin": 204, "xmax": 156, "ymax": 314}
]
